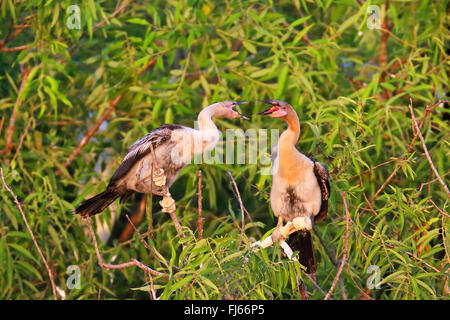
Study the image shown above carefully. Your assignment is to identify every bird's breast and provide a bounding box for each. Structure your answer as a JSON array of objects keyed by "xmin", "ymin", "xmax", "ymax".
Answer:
[{"xmin": 270, "ymin": 173, "xmax": 322, "ymax": 221}]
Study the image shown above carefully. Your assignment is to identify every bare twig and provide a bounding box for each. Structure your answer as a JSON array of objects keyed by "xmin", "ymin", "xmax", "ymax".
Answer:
[
  {"xmin": 0, "ymin": 68, "xmax": 31, "ymax": 156},
  {"xmin": 1, "ymin": 168, "xmax": 57, "ymax": 300},
  {"xmin": 428, "ymin": 199, "xmax": 450, "ymax": 219},
  {"xmin": 302, "ymin": 272, "xmax": 327, "ymax": 297},
  {"xmin": 0, "ymin": 22, "xmax": 29, "ymax": 49},
  {"xmin": 84, "ymin": 217, "xmax": 166, "ymax": 277},
  {"xmin": 324, "ymin": 192, "xmax": 350, "ymax": 300},
  {"xmin": 197, "ymin": 170, "xmax": 203, "ymax": 240},
  {"xmin": 346, "ymin": 263, "xmax": 374, "ymax": 300},
  {"xmin": 0, "ymin": 44, "xmax": 31, "ymax": 52},
  {"xmin": 11, "ymin": 117, "xmax": 32, "ymax": 164},
  {"xmin": 408, "ymin": 100, "xmax": 450, "ymax": 197},
  {"xmin": 299, "ymin": 279, "xmax": 308, "ymax": 300},
  {"xmin": 145, "ymin": 271, "xmax": 157, "ymax": 300},
  {"xmin": 125, "ymin": 214, "xmax": 151, "ymax": 251},
  {"xmin": 379, "ymin": 1, "xmax": 391, "ymax": 99},
  {"xmin": 228, "ymin": 172, "xmax": 262, "ymax": 239},
  {"xmin": 365, "ymin": 100, "xmax": 445, "ymax": 208},
  {"xmin": 124, "ymin": 213, "xmax": 178, "ymax": 270},
  {"xmin": 228, "ymin": 171, "xmax": 246, "ymax": 250},
  {"xmin": 92, "ymin": 1, "xmax": 130, "ymax": 32},
  {"xmin": 0, "ymin": 116, "xmax": 4, "ymax": 137},
  {"xmin": 419, "ymin": 172, "xmax": 450, "ymax": 192}
]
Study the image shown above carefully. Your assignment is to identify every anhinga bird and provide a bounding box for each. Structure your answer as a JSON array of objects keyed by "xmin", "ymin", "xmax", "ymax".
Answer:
[
  {"xmin": 74, "ymin": 101, "xmax": 248, "ymax": 231},
  {"xmin": 253, "ymin": 100, "xmax": 330, "ymax": 273}
]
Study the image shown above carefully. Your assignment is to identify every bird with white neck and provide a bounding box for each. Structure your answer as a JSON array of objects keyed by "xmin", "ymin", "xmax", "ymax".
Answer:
[{"xmin": 74, "ymin": 101, "xmax": 248, "ymax": 236}]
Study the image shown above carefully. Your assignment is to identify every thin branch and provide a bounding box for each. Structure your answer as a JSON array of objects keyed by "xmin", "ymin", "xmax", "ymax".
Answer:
[
  {"xmin": 0, "ymin": 68, "xmax": 31, "ymax": 156},
  {"xmin": 428, "ymin": 199, "xmax": 450, "ymax": 219},
  {"xmin": 84, "ymin": 217, "xmax": 166, "ymax": 277},
  {"xmin": 346, "ymin": 263, "xmax": 374, "ymax": 300},
  {"xmin": 11, "ymin": 117, "xmax": 32, "ymax": 164},
  {"xmin": 92, "ymin": 1, "xmax": 130, "ymax": 32},
  {"xmin": 379, "ymin": 0, "xmax": 391, "ymax": 99},
  {"xmin": 324, "ymin": 192, "xmax": 350, "ymax": 300},
  {"xmin": 228, "ymin": 172, "xmax": 262, "ymax": 239},
  {"xmin": 125, "ymin": 214, "xmax": 152, "ymax": 251},
  {"xmin": 0, "ymin": 116, "xmax": 4, "ymax": 136},
  {"xmin": 0, "ymin": 44, "xmax": 31, "ymax": 52},
  {"xmin": 0, "ymin": 21, "xmax": 31, "ymax": 52},
  {"xmin": 228, "ymin": 171, "xmax": 246, "ymax": 250},
  {"xmin": 419, "ymin": 172, "xmax": 450, "ymax": 192},
  {"xmin": 197, "ymin": 170, "xmax": 203, "ymax": 240},
  {"xmin": 302, "ymin": 272, "xmax": 327, "ymax": 297},
  {"xmin": 364, "ymin": 99, "xmax": 444, "ymax": 208},
  {"xmin": 1, "ymin": 168, "xmax": 57, "ymax": 300},
  {"xmin": 144, "ymin": 271, "xmax": 157, "ymax": 300},
  {"xmin": 408, "ymin": 99, "xmax": 450, "ymax": 197}
]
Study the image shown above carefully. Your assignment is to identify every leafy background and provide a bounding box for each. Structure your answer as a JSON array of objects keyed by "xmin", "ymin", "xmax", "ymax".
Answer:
[{"xmin": 0, "ymin": 0, "xmax": 449, "ymax": 300}]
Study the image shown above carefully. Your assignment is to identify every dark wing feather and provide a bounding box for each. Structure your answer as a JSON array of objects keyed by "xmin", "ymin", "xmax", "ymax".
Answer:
[
  {"xmin": 108, "ymin": 124, "xmax": 183, "ymax": 187},
  {"xmin": 313, "ymin": 161, "xmax": 330, "ymax": 223}
]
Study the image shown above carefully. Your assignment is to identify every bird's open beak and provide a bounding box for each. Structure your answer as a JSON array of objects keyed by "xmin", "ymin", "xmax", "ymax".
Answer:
[
  {"xmin": 238, "ymin": 113, "xmax": 250, "ymax": 120},
  {"xmin": 255, "ymin": 107, "xmax": 278, "ymax": 116},
  {"xmin": 234, "ymin": 101, "xmax": 249, "ymax": 120},
  {"xmin": 255, "ymin": 100, "xmax": 278, "ymax": 116}
]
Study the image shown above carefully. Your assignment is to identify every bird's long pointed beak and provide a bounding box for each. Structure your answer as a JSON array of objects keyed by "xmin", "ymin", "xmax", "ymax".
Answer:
[
  {"xmin": 255, "ymin": 108, "xmax": 274, "ymax": 116},
  {"xmin": 255, "ymin": 99, "xmax": 277, "ymax": 115},
  {"xmin": 234, "ymin": 101, "xmax": 249, "ymax": 119},
  {"xmin": 238, "ymin": 112, "xmax": 250, "ymax": 120}
]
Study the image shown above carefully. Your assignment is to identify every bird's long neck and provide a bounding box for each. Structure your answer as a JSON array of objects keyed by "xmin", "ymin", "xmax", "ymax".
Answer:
[
  {"xmin": 275, "ymin": 106, "xmax": 311, "ymax": 181},
  {"xmin": 195, "ymin": 104, "xmax": 221, "ymax": 153},
  {"xmin": 279, "ymin": 107, "xmax": 300, "ymax": 150},
  {"xmin": 197, "ymin": 104, "xmax": 219, "ymax": 132}
]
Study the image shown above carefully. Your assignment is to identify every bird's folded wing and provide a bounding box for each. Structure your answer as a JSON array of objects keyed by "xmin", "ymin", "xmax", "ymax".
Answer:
[
  {"xmin": 313, "ymin": 161, "xmax": 330, "ymax": 223},
  {"xmin": 108, "ymin": 124, "xmax": 183, "ymax": 185}
]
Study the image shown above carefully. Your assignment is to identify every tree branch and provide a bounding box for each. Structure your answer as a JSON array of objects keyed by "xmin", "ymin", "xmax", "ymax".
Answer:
[
  {"xmin": 197, "ymin": 170, "xmax": 204, "ymax": 240},
  {"xmin": 1, "ymin": 168, "xmax": 57, "ymax": 300},
  {"xmin": 0, "ymin": 68, "xmax": 31, "ymax": 156},
  {"xmin": 408, "ymin": 99, "xmax": 450, "ymax": 197},
  {"xmin": 324, "ymin": 192, "xmax": 350, "ymax": 300},
  {"xmin": 84, "ymin": 217, "xmax": 166, "ymax": 277}
]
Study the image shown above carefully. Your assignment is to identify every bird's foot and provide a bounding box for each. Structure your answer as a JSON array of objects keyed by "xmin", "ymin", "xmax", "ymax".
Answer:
[
  {"xmin": 250, "ymin": 241, "xmax": 262, "ymax": 252},
  {"xmin": 159, "ymin": 193, "xmax": 176, "ymax": 213},
  {"xmin": 292, "ymin": 216, "xmax": 312, "ymax": 231},
  {"xmin": 251, "ymin": 235, "xmax": 274, "ymax": 252},
  {"xmin": 152, "ymin": 168, "xmax": 166, "ymax": 188},
  {"xmin": 280, "ymin": 241, "xmax": 297, "ymax": 261}
]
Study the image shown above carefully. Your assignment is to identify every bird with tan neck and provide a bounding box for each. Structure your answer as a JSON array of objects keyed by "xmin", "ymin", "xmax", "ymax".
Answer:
[
  {"xmin": 74, "ymin": 101, "xmax": 248, "ymax": 234},
  {"xmin": 252, "ymin": 99, "xmax": 330, "ymax": 274}
]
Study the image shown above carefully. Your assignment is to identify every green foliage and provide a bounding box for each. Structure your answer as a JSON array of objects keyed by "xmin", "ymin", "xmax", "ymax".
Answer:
[{"xmin": 0, "ymin": 0, "xmax": 449, "ymax": 300}]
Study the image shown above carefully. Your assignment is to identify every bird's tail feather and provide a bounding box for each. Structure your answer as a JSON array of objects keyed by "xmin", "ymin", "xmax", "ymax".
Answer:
[
  {"xmin": 74, "ymin": 189, "xmax": 120, "ymax": 217},
  {"xmin": 287, "ymin": 230, "xmax": 317, "ymax": 273}
]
